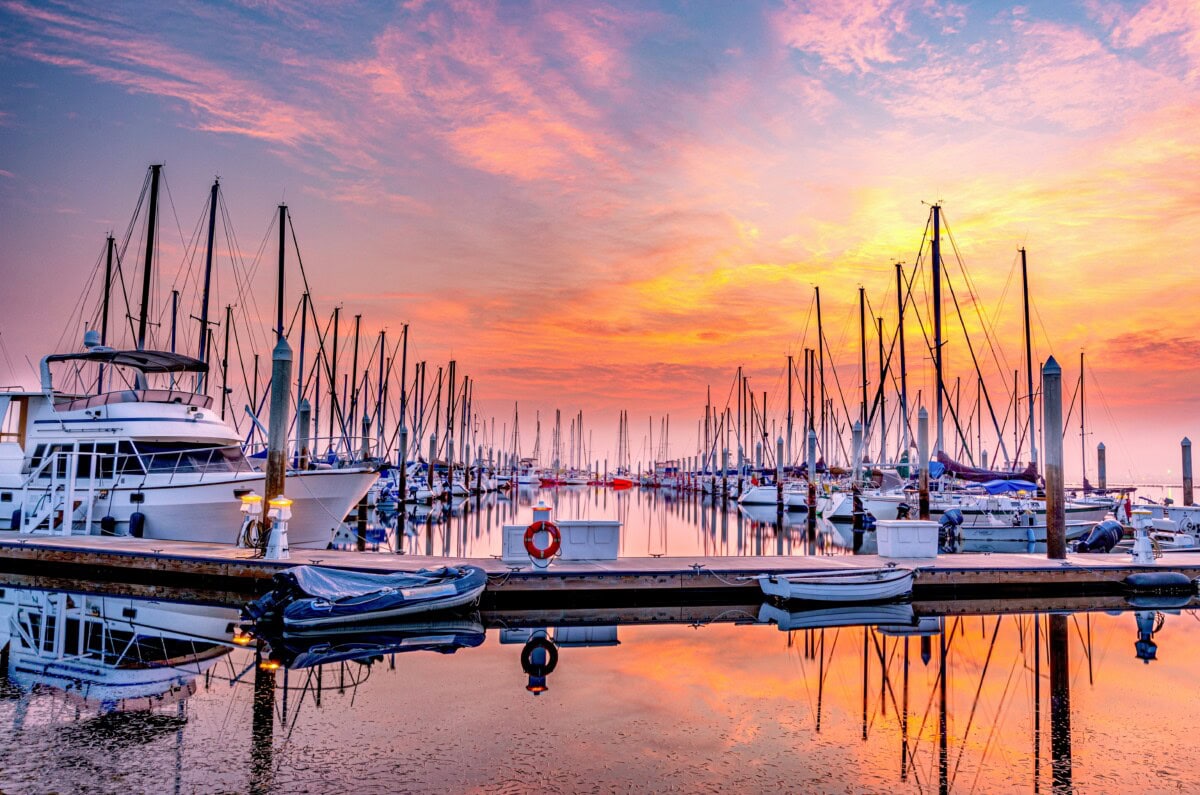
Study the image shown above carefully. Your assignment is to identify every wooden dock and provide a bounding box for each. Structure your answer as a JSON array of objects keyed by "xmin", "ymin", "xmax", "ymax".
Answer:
[{"xmin": 2, "ymin": 531, "xmax": 1199, "ymax": 607}]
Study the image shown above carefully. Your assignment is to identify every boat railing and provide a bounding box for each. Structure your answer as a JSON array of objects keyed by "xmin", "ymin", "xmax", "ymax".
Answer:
[
  {"xmin": 19, "ymin": 448, "xmax": 99, "ymax": 535},
  {"xmin": 137, "ymin": 444, "xmax": 254, "ymax": 484},
  {"xmin": 251, "ymin": 434, "xmax": 383, "ymax": 469},
  {"xmin": 53, "ymin": 389, "xmax": 214, "ymax": 413}
]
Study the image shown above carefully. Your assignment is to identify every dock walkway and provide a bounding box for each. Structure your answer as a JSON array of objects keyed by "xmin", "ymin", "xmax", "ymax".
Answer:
[{"xmin": 2, "ymin": 531, "xmax": 1198, "ymax": 605}]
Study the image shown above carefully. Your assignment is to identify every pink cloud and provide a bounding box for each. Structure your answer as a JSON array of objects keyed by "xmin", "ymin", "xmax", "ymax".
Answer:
[{"xmin": 771, "ymin": 0, "xmax": 913, "ymax": 74}]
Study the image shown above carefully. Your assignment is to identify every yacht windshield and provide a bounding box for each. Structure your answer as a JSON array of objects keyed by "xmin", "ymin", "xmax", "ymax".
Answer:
[{"xmin": 133, "ymin": 442, "xmax": 252, "ymax": 474}]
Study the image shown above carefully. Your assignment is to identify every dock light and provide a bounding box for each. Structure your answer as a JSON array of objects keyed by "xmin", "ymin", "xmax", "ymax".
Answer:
[
  {"xmin": 258, "ymin": 658, "xmax": 282, "ymax": 671},
  {"xmin": 240, "ymin": 492, "xmax": 263, "ymax": 516},
  {"xmin": 232, "ymin": 628, "xmax": 254, "ymax": 646},
  {"xmin": 265, "ymin": 495, "xmax": 293, "ymax": 560},
  {"xmin": 267, "ymin": 496, "xmax": 293, "ymax": 522}
]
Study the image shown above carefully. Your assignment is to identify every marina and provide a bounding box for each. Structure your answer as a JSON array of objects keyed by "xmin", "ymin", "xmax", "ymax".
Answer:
[{"xmin": 4, "ymin": 0, "xmax": 1200, "ymax": 792}]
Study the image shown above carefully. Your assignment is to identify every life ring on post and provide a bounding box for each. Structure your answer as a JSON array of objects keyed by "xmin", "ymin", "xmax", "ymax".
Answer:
[{"xmin": 523, "ymin": 520, "xmax": 561, "ymax": 560}]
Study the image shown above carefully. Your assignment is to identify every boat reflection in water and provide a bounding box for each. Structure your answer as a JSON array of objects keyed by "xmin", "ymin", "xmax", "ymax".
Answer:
[
  {"xmin": 0, "ymin": 579, "xmax": 1196, "ymax": 792},
  {"xmin": 0, "ymin": 586, "xmax": 239, "ymax": 713}
]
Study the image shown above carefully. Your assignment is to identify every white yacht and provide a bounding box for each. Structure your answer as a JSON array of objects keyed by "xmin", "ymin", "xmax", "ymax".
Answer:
[{"xmin": 0, "ymin": 345, "xmax": 377, "ymax": 547}]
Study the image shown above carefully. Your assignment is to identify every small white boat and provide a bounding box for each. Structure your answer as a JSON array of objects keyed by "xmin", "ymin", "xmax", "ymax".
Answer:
[
  {"xmin": 758, "ymin": 602, "xmax": 917, "ymax": 631},
  {"xmin": 757, "ymin": 566, "xmax": 915, "ymax": 602}
]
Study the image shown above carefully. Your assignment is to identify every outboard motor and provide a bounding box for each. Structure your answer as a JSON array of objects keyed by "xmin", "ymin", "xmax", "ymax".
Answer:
[
  {"xmin": 1074, "ymin": 519, "xmax": 1123, "ymax": 553},
  {"xmin": 863, "ymin": 511, "xmax": 877, "ymax": 531},
  {"xmin": 895, "ymin": 502, "xmax": 912, "ymax": 520},
  {"xmin": 938, "ymin": 508, "xmax": 964, "ymax": 549}
]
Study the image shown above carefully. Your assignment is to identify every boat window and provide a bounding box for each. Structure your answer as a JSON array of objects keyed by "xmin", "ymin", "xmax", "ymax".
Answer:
[
  {"xmin": 118, "ymin": 441, "xmax": 144, "ymax": 475},
  {"xmin": 134, "ymin": 442, "xmax": 252, "ymax": 474},
  {"xmin": 27, "ymin": 444, "xmax": 46, "ymax": 474}
]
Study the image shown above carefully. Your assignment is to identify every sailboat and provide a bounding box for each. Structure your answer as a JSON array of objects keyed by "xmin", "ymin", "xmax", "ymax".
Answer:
[{"xmin": 0, "ymin": 166, "xmax": 377, "ymax": 546}]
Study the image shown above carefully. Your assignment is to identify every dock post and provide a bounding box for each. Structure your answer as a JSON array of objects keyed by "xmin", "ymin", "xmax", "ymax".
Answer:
[
  {"xmin": 918, "ymin": 407, "xmax": 929, "ymax": 521},
  {"xmin": 263, "ymin": 337, "xmax": 292, "ymax": 548},
  {"xmin": 398, "ymin": 423, "xmax": 408, "ymax": 504},
  {"xmin": 1183, "ymin": 437, "xmax": 1193, "ymax": 506},
  {"xmin": 776, "ymin": 436, "xmax": 784, "ymax": 512},
  {"xmin": 1096, "ymin": 442, "xmax": 1106, "ymax": 492},
  {"xmin": 851, "ymin": 421, "xmax": 863, "ymax": 484},
  {"xmin": 296, "ymin": 399, "xmax": 311, "ymax": 470},
  {"xmin": 1043, "ymin": 356, "xmax": 1067, "ymax": 559},
  {"xmin": 721, "ymin": 448, "xmax": 729, "ymax": 502},
  {"xmin": 807, "ymin": 428, "xmax": 818, "ymax": 535},
  {"xmin": 361, "ymin": 415, "xmax": 371, "ymax": 462},
  {"xmin": 428, "ymin": 432, "xmax": 437, "ymax": 493}
]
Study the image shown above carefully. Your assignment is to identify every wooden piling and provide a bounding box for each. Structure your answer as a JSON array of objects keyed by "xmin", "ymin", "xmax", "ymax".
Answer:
[
  {"xmin": 918, "ymin": 407, "xmax": 930, "ymax": 520},
  {"xmin": 1097, "ymin": 442, "xmax": 1106, "ymax": 492},
  {"xmin": 806, "ymin": 428, "xmax": 817, "ymax": 534},
  {"xmin": 1183, "ymin": 437, "xmax": 1194, "ymax": 506},
  {"xmin": 264, "ymin": 338, "xmax": 292, "ymax": 537},
  {"xmin": 1043, "ymin": 356, "xmax": 1066, "ymax": 559}
]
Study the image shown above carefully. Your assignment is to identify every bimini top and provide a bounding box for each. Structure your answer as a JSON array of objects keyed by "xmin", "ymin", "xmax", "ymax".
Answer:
[{"xmin": 44, "ymin": 349, "xmax": 208, "ymax": 374}]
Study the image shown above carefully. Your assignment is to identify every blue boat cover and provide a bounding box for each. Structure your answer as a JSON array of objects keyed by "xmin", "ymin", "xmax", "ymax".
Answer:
[
  {"xmin": 276, "ymin": 564, "xmax": 488, "ymax": 629},
  {"xmin": 282, "ymin": 565, "xmax": 477, "ymax": 600},
  {"xmin": 981, "ymin": 479, "xmax": 1038, "ymax": 494}
]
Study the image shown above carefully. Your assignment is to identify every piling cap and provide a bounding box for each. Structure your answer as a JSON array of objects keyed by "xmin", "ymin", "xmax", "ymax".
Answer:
[
  {"xmin": 918, "ymin": 406, "xmax": 928, "ymax": 419},
  {"xmin": 272, "ymin": 336, "xmax": 292, "ymax": 361},
  {"xmin": 1042, "ymin": 355, "xmax": 1061, "ymax": 375},
  {"xmin": 1098, "ymin": 442, "xmax": 1105, "ymax": 450},
  {"xmin": 1184, "ymin": 437, "xmax": 1192, "ymax": 446}
]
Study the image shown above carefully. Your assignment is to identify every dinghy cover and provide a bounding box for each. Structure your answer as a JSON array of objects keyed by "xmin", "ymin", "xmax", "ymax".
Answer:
[{"xmin": 244, "ymin": 565, "xmax": 487, "ymax": 627}]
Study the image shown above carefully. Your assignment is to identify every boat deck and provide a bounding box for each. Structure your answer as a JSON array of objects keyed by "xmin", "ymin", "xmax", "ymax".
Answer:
[{"xmin": 1, "ymin": 530, "xmax": 1197, "ymax": 604}]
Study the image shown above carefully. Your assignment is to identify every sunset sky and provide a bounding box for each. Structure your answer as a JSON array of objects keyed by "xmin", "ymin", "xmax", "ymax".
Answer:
[{"xmin": 1, "ymin": 0, "xmax": 1198, "ymax": 481}]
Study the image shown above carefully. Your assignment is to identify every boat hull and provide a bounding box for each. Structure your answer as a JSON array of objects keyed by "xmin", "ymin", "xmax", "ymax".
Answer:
[
  {"xmin": 4, "ymin": 468, "xmax": 378, "ymax": 547},
  {"xmin": 758, "ymin": 567, "xmax": 914, "ymax": 602}
]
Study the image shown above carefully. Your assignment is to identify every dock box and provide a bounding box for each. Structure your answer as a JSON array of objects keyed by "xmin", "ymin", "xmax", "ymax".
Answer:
[
  {"xmin": 502, "ymin": 520, "xmax": 622, "ymax": 564},
  {"xmin": 875, "ymin": 519, "xmax": 938, "ymax": 558}
]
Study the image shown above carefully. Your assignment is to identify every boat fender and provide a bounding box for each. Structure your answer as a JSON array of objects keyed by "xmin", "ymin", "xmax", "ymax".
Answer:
[
  {"xmin": 1123, "ymin": 572, "xmax": 1196, "ymax": 594},
  {"xmin": 129, "ymin": 511, "xmax": 146, "ymax": 539},
  {"xmin": 524, "ymin": 520, "xmax": 561, "ymax": 560},
  {"xmin": 1074, "ymin": 519, "xmax": 1122, "ymax": 553},
  {"xmin": 9, "ymin": 509, "xmax": 19, "ymax": 531},
  {"xmin": 100, "ymin": 515, "xmax": 117, "ymax": 536},
  {"xmin": 520, "ymin": 636, "xmax": 559, "ymax": 677}
]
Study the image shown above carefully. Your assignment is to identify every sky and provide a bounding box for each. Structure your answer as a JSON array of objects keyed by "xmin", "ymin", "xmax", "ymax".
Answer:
[{"xmin": 1, "ymin": 0, "xmax": 1198, "ymax": 482}]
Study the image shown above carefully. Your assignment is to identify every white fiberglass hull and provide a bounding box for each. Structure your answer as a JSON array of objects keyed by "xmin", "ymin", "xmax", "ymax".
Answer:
[
  {"xmin": 6, "ymin": 469, "xmax": 377, "ymax": 547},
  {"xmin": 758, "ymin": 567, "xmax": 914, "ymax": 602}
]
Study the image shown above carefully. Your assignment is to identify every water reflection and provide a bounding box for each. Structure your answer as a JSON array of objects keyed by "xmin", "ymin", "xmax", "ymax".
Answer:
[
  {"xmin": 353, "ymin": 486, "xmax": 856, "ymax": 558},
  {"xmin": 3, "ymin": 582, "xmax": 1200, "ymax": 792}
]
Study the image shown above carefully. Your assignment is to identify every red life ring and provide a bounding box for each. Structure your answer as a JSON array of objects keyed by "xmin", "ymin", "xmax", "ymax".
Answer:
[{"xmin": 523, "ymin": 520, "xmax": 561, "ymax": 560}]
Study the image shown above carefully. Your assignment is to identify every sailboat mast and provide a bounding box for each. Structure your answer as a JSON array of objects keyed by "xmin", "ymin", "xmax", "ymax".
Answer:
[
  {"xmin": 1080, "ymin": 351, "xmax": 1086, "ymax": 489},
  {"xmin": 896, "ymin": 262, "xmax": 909, "ymax": 457},
  {"xmin": 859, "ymin": 286, "xmax": 868, "ymax": 447},
  {"xmin": 197, "ymin": 178, "xmax": 219, "ymax": 391},
  {"xmin": 1021, "ymin": 248, "xmax": 1037, "ymax": 468},
  {"xmin": 221, "ymin": 304, "xmax": 232, "ymax": 420},
  {"xmin": 275, "ymin": 204, "xmax": 287, "ymax": 340},
  {"xmin": 816, "ymin": 286, "xmax": 826, "ymax": 459},
  {"xmin": 136, "ymin": 164, "xmax": 162, "ymax": 351},
  {"xmin": 786, "ymin": 355, "xmax": 793, "ymax": 467},
  {"xmin": 97, "ymin": 234, "xmax": 115, "ymax": 393},
  {"xmin": 877, "ymin": 316, "xmax": 886, "ymax": 463},
  {"xmin": 932, "ymin": 203, "xmax": 944, "ymax": 456}
]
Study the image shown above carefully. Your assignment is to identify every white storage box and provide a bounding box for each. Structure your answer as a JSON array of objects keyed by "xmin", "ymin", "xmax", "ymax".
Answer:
[
  {"xmin": 876, "ymin": 519, "xmax": 938, "ymax": 558},
  {"xmin": 501, "ymin": 520, "xmax": 622, "ymax": 564}
]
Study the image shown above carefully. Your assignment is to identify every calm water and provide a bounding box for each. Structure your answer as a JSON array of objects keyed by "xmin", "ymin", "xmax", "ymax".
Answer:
[
  {"xmin": 343, "ymin": 484, "xmax": 1149, "ymax": 557},
  {"xmin": 350, "ymin": 486, "xmax": 875, "ymax": 558},
  {"xmin": 1, "ymin": 583, "xmax": 1198, "ymax": 793}
]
